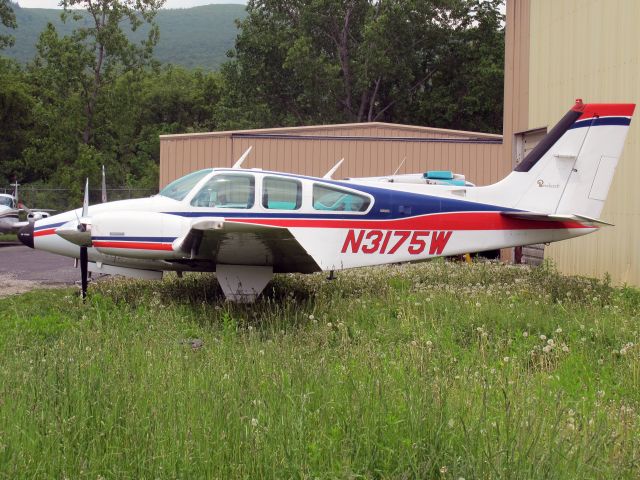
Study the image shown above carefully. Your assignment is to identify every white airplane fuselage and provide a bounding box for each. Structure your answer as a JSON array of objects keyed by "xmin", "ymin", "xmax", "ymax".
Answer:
[{"xmin": 26, "ymin": 170, "xmax": 594, "ymax": 272}]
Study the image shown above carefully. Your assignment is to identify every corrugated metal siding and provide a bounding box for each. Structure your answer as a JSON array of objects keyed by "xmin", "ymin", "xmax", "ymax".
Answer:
[
  {"xmin": 502, "ymin": 0, "xmax": 531, "ymax": 167},
  {"xmin": 527, "ymin": 0, "xmax": 640, "ymax": 285},
  {"xmin": 160, "ymin": 123, "xmax": 506, "ymax": 189}
]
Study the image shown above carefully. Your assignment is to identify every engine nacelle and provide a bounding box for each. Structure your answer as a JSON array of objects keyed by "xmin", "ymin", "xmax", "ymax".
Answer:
[
  {"xmin": 89, "ymin": 211, "xmax": 191, "ymax": 259},
  {"xmin": 28, "ymin": 211, "xmax": 50, "ymax": 222}
]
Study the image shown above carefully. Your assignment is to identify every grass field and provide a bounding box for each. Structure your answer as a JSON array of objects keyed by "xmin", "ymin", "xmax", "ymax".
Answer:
[{"xmin": 0, "ymin": 261, "xmax": 638, "ymax": 478}]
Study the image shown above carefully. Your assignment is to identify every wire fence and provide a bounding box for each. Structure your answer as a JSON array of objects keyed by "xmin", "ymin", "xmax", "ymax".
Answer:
[{"xmin": 0, "ymin": 187, "xmax": 158, "ymax": 212}]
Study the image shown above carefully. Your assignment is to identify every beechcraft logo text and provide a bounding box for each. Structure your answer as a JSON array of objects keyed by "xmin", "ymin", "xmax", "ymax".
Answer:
[{"xmin": 537, "ymin": 179, "xmax": 560, "ymax": 188}]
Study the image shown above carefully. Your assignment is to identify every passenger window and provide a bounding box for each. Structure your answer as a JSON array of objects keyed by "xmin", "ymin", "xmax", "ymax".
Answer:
[
  {"xmin": 312, "ymin": 184, "xmax": 370, "ymax": 212},
  {"xmin": 191, "ymin": 174, "xmax": 255, "ymax": 209},
  {"xmin": 262, "ymin": 177, "xmax": 301, "ymax": 210}
]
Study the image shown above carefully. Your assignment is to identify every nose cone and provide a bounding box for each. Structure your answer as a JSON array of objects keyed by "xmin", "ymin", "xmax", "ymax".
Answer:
[{"xmin": 18, "ymin": 223, "xmax": 34, "ymax": 249}]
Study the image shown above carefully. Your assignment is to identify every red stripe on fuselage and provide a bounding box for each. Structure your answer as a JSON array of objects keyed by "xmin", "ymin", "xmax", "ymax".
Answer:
[
  {"xmin": 227, "ymin": 212, "xmax": 588, "ymax": 230},
  {"xmin": 34, "ymin": 228, "xmax": 57, "ymax": 237},
  {"xmin": 92, "ymin": 241, "xmax": 173, "ymax": 251}
]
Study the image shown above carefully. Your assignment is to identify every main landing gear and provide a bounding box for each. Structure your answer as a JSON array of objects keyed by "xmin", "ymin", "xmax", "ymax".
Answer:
[{"xmin": 216, "ymin": 265, "xmax": 273, "ymax": 303}]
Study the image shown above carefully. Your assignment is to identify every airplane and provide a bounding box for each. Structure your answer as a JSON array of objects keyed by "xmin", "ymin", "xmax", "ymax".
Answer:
[
  {"xmin": 18, "ymin": 100, "xmax": 635, "ymax": 302},
  {"xmin": 0, "ymin": 182, "xmax": 52, "ymax": 235}
]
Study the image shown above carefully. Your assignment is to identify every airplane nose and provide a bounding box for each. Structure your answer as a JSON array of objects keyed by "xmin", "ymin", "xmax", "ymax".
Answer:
[{"xmin": 18, "ymin": 223, "xmax": 34, "ymax": 249}]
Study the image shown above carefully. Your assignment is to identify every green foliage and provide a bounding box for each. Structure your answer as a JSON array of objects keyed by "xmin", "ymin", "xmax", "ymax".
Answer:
[
  {"xmin": 220, "ymin": 0, "xmax": 505, "ymax": 132},
  {"xmin": 0, "ymin": 57, "xmax": 33, "ymax": 182},
  {"xmin": 0, "ymin": 0, "xmax": 17, "ymax": 49},
  {"xmin": 0, "ymin": 261, "xmax": 638, "ymax": 477}
]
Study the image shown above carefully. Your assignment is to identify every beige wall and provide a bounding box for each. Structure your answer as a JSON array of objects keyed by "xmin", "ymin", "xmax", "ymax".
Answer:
[
  {"xmin": 503, "ymin": 0, "xmax": 531, "ymax": 167},
  {"xmin": 160, "ymin": 123, "xmax": 506, "ymax": 189},
  {"xmin": 525, "ymin": 0, "xmax": 640, "ymax": 284}
]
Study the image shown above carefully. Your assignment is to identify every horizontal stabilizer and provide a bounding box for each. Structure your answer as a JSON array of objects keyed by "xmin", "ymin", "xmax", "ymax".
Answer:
[{"xmin": 501, "ymin": 211, "xmax": 613, "ymax": 227}]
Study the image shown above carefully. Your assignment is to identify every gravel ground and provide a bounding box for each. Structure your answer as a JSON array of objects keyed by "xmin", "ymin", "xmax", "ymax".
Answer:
[{"xmin": 0, "ymin": 242, "xmax": 79, "ymax": 298}]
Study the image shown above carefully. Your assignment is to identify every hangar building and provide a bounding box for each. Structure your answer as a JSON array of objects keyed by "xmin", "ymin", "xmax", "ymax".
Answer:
[
  {"xmin": 504, "ymin": 0, "xmax": 640, "ymax": 285},
  {"xmin": 160, "ymin": 123, "xmax": 505, "ymax": 187}
]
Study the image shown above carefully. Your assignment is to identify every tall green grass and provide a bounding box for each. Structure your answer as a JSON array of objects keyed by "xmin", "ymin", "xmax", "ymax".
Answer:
[{"xmin": 0, "ymin": 261, "xmax": 638, "ymax": 478}]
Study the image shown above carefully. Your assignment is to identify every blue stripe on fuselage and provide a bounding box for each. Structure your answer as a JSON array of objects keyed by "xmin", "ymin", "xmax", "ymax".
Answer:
[
  {"xmin": 34, "ymin": 221, "xmax": 66, "ymax": 231},
  {"xmin": 569, "ymin": 117, "xmax": 631, "ymax": 129}
]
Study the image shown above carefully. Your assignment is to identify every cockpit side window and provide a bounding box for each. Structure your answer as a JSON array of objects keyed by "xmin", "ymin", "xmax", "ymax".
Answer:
[
  {"xmin": 191, "ymin": 174, "xmax": 255, "ymax": 209},
  {"xmin": 0, "ymin": 196, "xmax": 12, "ymax": 208},
  {"xmin": 262, "ymin": 177, "xmax": 301, "ymax": 210},
  {"xmin": 312, "ymin": 184, "xmax": 371, "ymax": 212},
  {"xmin": 159, "ymin": 169, "xmax": 213, "ymax": 201}
]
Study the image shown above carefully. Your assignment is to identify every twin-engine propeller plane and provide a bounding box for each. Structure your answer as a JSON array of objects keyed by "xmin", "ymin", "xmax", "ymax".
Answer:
[
  {"xmin": 0, "ymin": 182, "xmax": 53, "ymax": 234},
  {"xmin": 19, "ymin": 100, "xmax": 635, "ymax": 301}
]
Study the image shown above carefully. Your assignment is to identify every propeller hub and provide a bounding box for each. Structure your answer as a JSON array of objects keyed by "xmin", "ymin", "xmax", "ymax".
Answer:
[{"xmin": 56, "ymin": 220, "xmax": 92, "ymax": 247}]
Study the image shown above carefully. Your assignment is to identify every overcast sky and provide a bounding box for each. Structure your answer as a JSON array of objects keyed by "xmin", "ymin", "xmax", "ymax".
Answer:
[{"xmin": 16, "ymin": 0, "xmax": 246, "ymax": 8}]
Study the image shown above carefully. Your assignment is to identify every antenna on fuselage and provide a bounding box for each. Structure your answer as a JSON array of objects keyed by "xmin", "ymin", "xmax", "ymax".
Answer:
[
  {"xmin": 391, "ymin": 157, "xmax": 406, "ymax": 176},
  {"xmin": 12, "ymin": 179, "xmax": 19, "ymax": 205},
  {"xmin": 232, "ymin": 146, "xmax": 253, "ymax": 169},
  {"xmin": 323, "ymin": 158, "xmax": 345, "ymax": 179}
]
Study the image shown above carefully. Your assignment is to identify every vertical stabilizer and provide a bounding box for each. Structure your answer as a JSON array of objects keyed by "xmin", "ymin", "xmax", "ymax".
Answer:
[{"xmin": 485, "ymin": 100, "xmax": 634, "ymax": 217}]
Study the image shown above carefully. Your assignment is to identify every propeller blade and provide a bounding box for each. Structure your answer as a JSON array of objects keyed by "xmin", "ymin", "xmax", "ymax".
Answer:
[
  {"xmin": 82, "ymin": 178, "xmax": 89, "ymax": 218},
  {"xmin": 80, "ymin": 246, "xmax": 88, "ymax": 299},
  {"xmin": 80, "ymin": 178, "xmax": 90, "ymax": 299}
]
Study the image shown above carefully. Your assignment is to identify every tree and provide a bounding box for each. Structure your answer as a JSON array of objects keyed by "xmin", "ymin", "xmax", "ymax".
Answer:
[
  {"xmin": 220, "ymin": 0, "xmax": 504, "ymax": 132},
  {"xmin": 0, "ymin": 58, "xmax": 34, "ymax": 185},
  {"xmin": 58, "ymin": 0, "xmax": 166, "ymax": 145},
  {"xmin": 0, "ymin": 0, "xmax": 17, "ymax": 49},
  {"xmin": 22, "ymin": 0, "xmax": 165, "ymax": 199}
]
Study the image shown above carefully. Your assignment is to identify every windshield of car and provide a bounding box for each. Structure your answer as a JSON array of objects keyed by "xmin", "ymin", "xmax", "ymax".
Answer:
[{"xmin": 158, "ymin": 169, "xmax": 213, "ymax": 201}]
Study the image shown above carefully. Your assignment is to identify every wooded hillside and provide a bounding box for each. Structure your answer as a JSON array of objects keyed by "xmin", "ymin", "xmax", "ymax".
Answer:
[{"xmin": 2, "ymin": 3, "xmax": 246, "ymax": 70}]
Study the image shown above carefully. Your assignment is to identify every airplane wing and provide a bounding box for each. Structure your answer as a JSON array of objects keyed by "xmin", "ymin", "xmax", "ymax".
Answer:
[
  {"xmin": 172, "ymin": 219, "xmax": 322, "ymax": 274},
  {"xmin": 501, "ymin": 211, "xmax": 614, "ymax": 227},
  {"xmin": 0, "ymin": 220, "xmax": 29, "ymax": 234}
]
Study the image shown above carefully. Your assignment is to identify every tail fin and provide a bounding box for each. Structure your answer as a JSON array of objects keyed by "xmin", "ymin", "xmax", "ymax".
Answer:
[{"xmin": 499, "ymin": 100, "xmax": 635, "ymax": 218}]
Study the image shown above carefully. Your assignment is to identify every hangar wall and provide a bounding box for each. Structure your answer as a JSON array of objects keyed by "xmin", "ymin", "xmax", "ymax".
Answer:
[
  {"xmin": 505, "ymin": 0, "xmax": 640, "ymax": 285},
  {"xmin": 160, "ymin": 123, "xmax": 506, "ymax": 188}
]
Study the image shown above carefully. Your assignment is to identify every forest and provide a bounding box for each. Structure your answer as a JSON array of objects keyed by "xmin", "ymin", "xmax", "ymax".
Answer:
[{"xmin": 0, "ymin": 0, "xmax": 505, "ymax": 198}]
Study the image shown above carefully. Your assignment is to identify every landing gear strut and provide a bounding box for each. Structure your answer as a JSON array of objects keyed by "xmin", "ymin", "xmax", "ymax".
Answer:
[{"xmin": 216, "ymin": 265, "xmax": 273, "ymax": 303}]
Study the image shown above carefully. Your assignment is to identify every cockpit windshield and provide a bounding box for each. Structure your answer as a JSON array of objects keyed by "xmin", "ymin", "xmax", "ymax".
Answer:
[
  {"xmin": 158, "ymin": 169, "xmax": 213, "ymax": 201},
  {"xmin": 0, "ymin": 196, "xmax": 13, "ymax": 208}
]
